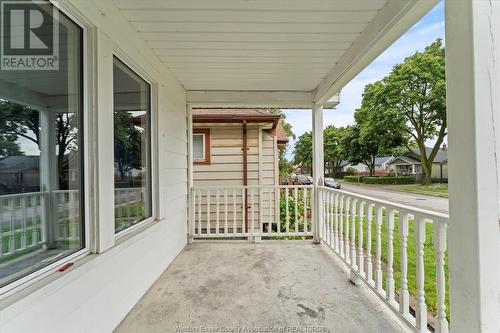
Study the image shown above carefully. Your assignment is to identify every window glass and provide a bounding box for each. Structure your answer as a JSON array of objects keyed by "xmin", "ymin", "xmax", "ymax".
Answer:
[
  {"xmin": 113, "ymin": 57, "xmax": 151, "ymax": 233},
  {"xmin": 193, "ymin": 134, "xmax": 204, "ymax": 160},
  {"xmin": 0, "ymin": 1, "xmax": 83, "ymax": 287}
]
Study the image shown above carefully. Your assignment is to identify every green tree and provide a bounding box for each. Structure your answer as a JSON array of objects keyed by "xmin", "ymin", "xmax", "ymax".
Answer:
[
  {"xmin": 342, "ymin": 125, "xmax": 378, "ymax": 175},
  {"xmin": 0, "ymin": 135, "xmax": 22, "ymax": 159},
  {"xmin": 293, "ymin": 131, "xmax": 312, "ymax": 171},
  {"xmin": 378, "ymin": 39, "xmax": 447, "ymax": 184},
  {"xmin": 266, "ymin": 109, "xmax": 295, "ymax": 176},
  {"xmin": 323, "ymin": 125, "xmax": 349, "ymax": 176},
  {"xmin": 114, "ymin": 112, "xmax": 143, "ymax": 181},
  {"xmin": 347, "ymin": 81, "xmax": 406, "ymax": 176},
  {"xmin": 0, "ymin": 100, "xmax": 79, "ymax": 187}
]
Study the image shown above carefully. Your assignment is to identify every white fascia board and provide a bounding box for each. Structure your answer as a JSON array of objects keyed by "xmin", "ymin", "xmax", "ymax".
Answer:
[
  {"xmin": 187, "ymin": 90, "xmax": 339, "ymax": 109},
  {"xmin": 187, "ymin": 90, "xmax": 315, "ymax": 108}
]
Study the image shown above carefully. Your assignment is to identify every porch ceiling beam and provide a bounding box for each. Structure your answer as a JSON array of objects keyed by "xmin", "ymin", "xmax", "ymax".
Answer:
[
  {"xmin": 313, "ymin": 0, "xmax": 439, "ymax": 104},
  {"xmin": 187, "ymin": 90, "xmax": 335, "ymax": 109}
]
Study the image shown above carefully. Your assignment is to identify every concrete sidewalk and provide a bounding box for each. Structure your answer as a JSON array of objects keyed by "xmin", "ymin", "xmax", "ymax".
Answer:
[{"xmin": 340, "ymin": 183, "xmax": 449, "ymax": 214}]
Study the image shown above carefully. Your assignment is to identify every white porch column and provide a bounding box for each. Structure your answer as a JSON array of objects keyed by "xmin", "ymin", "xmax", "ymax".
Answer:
[
  {"xmin": 312, "ymin": 103, "xmax": 324, "ymax": 243},
  {"xmin": 445, "ymin": 1, "xmax": 500, "ymax": 332},
  {"xmin": 187, "ymin": 104, "xmax": 194, "ymax": 243},
  {"xmin": 312, "ymin": 103, "xmax": 324, "ymax": 185},
  {"xmin": 39, "ymin": 110, "xmax": 58, "ymax": 248}
]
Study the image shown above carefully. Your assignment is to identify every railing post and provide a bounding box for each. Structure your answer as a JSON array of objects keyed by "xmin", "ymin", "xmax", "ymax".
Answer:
[
  {"xmin": 399, "ymin": 212, "xmax": 410, "ymax": 317},
  {"xmin": 311, "ymin": 185, "xmax": 319, "ymax": 243},
  {"xmin": 414, "ymin": 216, "xmax": 427, "ymax": 331},
  {"xmin": 188, "ymin": 189, "xmax": 194, "ymax": 244},
  {"xmin": 433, "ymin": 220, "xmax": 449, "ymax": 333}
]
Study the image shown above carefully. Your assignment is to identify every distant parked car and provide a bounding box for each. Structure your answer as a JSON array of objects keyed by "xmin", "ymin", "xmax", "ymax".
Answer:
[
  {"xmin": 296, "ymin": 175, "xmax": 312, "ymax": 185},
  {"xmin": 324, "ymin": 178, "xmax": 341, "ymax": 189}
]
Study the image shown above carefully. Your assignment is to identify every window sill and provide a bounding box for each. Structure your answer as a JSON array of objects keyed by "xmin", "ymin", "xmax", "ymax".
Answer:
[
  {"xmin": 115, "ymin": 217, "xmax": 157, "ymax": 244},
  {"xmin": 0, "ymin": 248, "xmax": 91, "ymax": 301},
  {"xmin": 0, "ymin": 217, "xmax": 162, "ymax": 307}
]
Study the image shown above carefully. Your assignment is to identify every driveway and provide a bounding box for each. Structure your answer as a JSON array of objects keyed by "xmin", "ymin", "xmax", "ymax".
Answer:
[{"xmin": 340, "ymin": 183, "xmax": 449, "ymax": 214}]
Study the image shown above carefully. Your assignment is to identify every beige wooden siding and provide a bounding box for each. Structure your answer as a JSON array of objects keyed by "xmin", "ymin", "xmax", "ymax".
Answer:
[
  {"xmin": 259, "ymin": 131, "xmax": 279, "ymax": 233},
  {"xmin": 193, "ymin": 125, "xmax": 260, "ymax": 186},
  {"xmin": 193, "ymin": 124, "xmax": 278, "ymax": 234},
  {"xmin": 432, "ymin": 163, "xmax": 448, "ymax": 179}
]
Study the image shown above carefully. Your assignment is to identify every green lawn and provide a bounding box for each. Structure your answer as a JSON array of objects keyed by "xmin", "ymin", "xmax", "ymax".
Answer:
[
  {"xmin": 339, "ymin": 209, "xmax": 450, "ymax": 321},
  {"xmin": 1, "ymin": 217, "xmax": 79, "ymax": 264},
  {"xmin": 338, "ymin": 179, "xmax": 449, "ymax": 198},
  {"xmin": 385, "ymin": 184, "xmax": 448, "ymax": 198},
  {"xmin": 115, "ymin": 201, "xmax": 146, "ymax": 232}
]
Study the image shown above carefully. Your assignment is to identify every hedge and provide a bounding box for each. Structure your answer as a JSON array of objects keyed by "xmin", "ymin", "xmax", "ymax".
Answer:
[
  {"xmin": 344, "ymin": 175, "xmax": 364, "ymax": 183},
  {"xmin": 363, "ymin": 176, "xmax": 416, "ymax": 184}
]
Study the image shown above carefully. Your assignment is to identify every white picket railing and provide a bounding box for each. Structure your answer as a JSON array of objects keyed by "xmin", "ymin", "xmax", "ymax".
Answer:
[
  {"xmin": 317, "ymin": 186, "xmax": 449, "ymax": 333},
  {"xmin": 0, "ymin": 188, "xmax": 142, "ymax": 259},
  {"xmin": 0, "ymin": 192, "xmax": 47, "ymax": 257},
  {"xmin": 190, "ymin": 185, "xmax": 314, "ymax": 239}
]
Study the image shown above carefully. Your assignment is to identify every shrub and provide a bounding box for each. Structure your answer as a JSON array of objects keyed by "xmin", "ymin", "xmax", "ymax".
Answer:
[
  {"xmin": 344, "ymin": 175, "xmax": 364, "ymax": 183},
  {"xmin": 345, "ymin": 167, "xmax": 358, "ymax": 175},
  {"xmin": 363, "ymin": 176, "xmax": 416, "ymax": 184},
  {"xmin": 387, "ymin": 169, "xmax": 397, "ymax": 177}
]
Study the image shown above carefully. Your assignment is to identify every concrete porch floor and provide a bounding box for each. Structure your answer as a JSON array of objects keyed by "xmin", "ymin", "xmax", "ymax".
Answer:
[{"xmin": 115, "ymin": 242, "xmax": 411, "ymax": 333}]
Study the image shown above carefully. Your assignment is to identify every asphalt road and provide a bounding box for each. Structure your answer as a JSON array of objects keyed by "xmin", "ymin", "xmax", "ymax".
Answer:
[{"xmin": 339, "ymin": 183, "xmax": 449, "ymax": 214}]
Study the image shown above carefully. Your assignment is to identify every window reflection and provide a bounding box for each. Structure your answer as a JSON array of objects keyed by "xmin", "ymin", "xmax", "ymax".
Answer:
[
  {"xmin": 113, "ymin": 58, "xmax": 152, "ymax": 233},
  {"xmin": 0, "ymin": 1, "xmax": 83, "ymax": 287}
]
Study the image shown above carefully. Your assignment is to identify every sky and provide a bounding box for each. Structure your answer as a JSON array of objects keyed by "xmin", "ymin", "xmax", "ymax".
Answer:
[{"xmin": 283, "ymin": 1, "xmax": 445, "ymax": 161}]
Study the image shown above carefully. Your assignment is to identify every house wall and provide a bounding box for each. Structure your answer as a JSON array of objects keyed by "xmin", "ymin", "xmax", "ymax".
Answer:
[
  {"xmin": 192, "ymin": 124, "xmax": 278, "ymax": 233},
  {"xmin": 431, "ymin": 163, "xmax": 448, "ymax": 180},
  {"xmin": 0, "ymin": 0, "xmax": 188, "ymax": 332},
  {"xmin": 193, "ymin": 124, "xmax": 260, "ymax": 187}
]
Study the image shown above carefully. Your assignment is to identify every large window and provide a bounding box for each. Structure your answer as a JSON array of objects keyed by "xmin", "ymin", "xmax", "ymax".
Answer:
[
  {"xmin": 0, "ymin": 1, "xmax": 84, "ymax": 287},
  {"xmin": 113, "ymin": 57, "xmax": 152, "ymax": 233}
]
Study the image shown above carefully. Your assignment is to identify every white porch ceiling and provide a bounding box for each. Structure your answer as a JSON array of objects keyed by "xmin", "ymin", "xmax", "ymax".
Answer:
[{"xmin": 112, "ymin": 0, "xmax": 438, "ymax": 106}]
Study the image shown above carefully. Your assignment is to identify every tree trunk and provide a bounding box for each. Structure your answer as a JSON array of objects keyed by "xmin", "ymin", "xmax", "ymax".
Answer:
[{"xmin": 422, "ymin": 161, "xmax": 433, "ymax": 185}]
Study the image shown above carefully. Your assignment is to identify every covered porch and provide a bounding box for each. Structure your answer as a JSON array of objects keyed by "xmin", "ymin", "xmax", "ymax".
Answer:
[
  {"xmin": 0, "ymin": 1, "xmax": 498, "ymax": 333},
  {"xmin": 116, "ymin": 242, "xmax": 411, "ymax": 333}
]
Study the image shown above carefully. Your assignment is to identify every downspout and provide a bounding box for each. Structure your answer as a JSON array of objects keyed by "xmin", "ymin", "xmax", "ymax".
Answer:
[{"xmin": 242, "ymin": 121, "xmax": 248, "ymax": 233}]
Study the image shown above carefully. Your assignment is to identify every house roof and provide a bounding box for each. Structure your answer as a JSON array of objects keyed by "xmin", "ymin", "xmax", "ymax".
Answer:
[
  {"xmin": 408, "ymin": 147, "xmax": 448, "ymax": 163},
  {"xmin": 193, "ymin": 108, "xmax": 281, "ymax": 131},
  {"xmin": 374, "ymin": 156, "xmax": 393, "ymax": 166},
  {"xmin": 387, "ymin": 155, "xmax": 421, "ymax": 165},
  {"xmin": 275, "ymin": 120, "xmax": 288, "ymax": 144},
  {"xmin": 0, "ymin": 155, "xmax": 39, "ymax": 173}
]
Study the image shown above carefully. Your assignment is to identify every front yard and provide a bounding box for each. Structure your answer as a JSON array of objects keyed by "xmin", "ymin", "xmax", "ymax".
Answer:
[
  {"xmin": 339, "ymin": 179, "xmax": 449, "ymax": 198},
  {"xmin": 384, "ymin": 184, "xmax": 448, "ymax": 198}
]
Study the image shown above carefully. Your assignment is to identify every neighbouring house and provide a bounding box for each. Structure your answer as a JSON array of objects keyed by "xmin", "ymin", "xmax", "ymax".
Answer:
[
  {"xmin": 0, "ymin": 155, "xmax": 40, "ymax": 194},
  {"xmin": 342, "ymin": 156, "xmax": 393, "ymax": 176},
  {"xmin": 292, "ymin": 164, "xmax": 311, "ymax": 175},
  {"xmin": 387, "ymin": 145, "xmax": 448, "ymax": 180},
  {"xmin": 325, "ymin": 160, "xmax": 350, "ymax": 177},
  {"xmin": 0, "ymin": 155, "xmax": 80, "ymax": 194},
  {"xmin": 192, "ymin": 108, "xmax": 288, "ymax": 187},
  {"xmin": 0, "ymin": 2, "xmax": 497, "ymax": 333},
  {"xmin": 192, "ymin": 109, "xmax": 288, "ymax": 233}
]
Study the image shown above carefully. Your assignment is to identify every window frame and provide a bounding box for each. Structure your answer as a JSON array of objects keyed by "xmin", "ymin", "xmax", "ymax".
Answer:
[
  {"xmin": 111, "ymin": 53, "xmax": 158, "ymax": 239},
  {"xmin": 0, "ymin": 0, "xmax": 92, "ymax": 297},
  {"xmin": 193, "ymin": 128, "xmax": 211, "ymax": 165}
]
